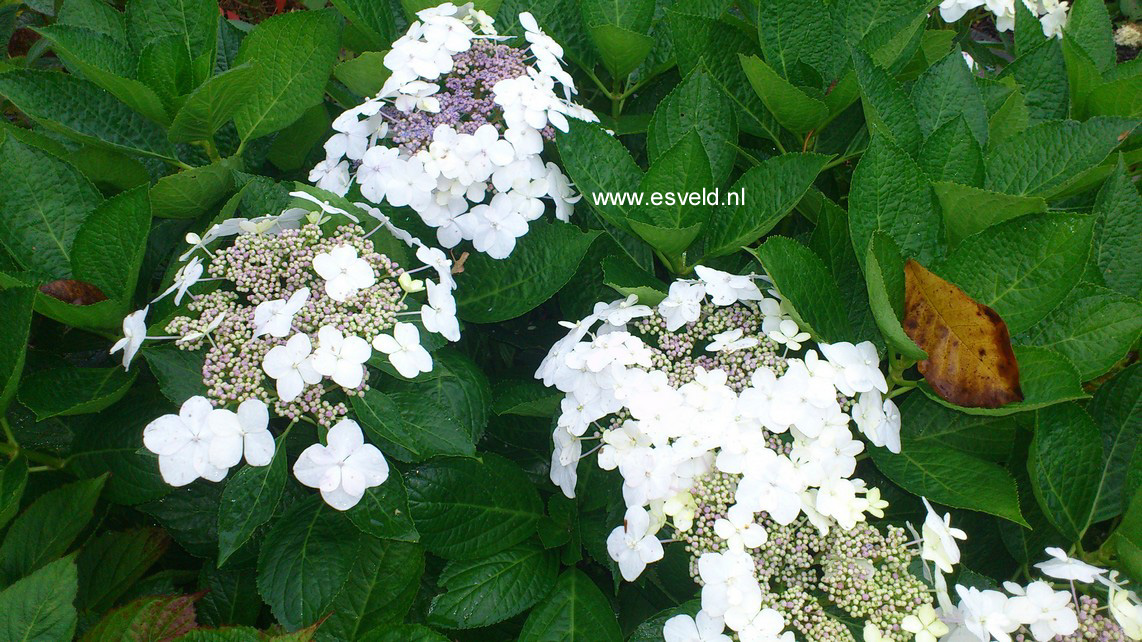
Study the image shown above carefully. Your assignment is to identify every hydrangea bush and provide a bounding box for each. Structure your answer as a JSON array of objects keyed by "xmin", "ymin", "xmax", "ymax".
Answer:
[{"xmin": 0, "ymin": 0, "xmax": 1137, "ymax": 640}]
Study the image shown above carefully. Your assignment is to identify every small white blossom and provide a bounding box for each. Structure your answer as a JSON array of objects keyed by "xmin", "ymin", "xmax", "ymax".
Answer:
[
  {"xmin": 372, "ymin": 322, "xmax": 433, "ymax": 378},
  {"xmin": 311, "ymin": 326, "xmax": 372, "ymax": 389},
  {"xmin": 606, "ymin": 506, "xmax": 664, "ymax": 581},
  {"xmin": 143, "ymin": 396, "xmax": 229, "ymax": 486},
  {"xmin": 111, "ymin": 307, "xmax": 148, "ymax": 370},
  {"xmin": 252, "ymin": 288, "xmax": 310, "ymax": 338},
  {"xmin": 921, "ymin": 498, "xmax": 968, "ymax": 574},
  {"xmin": 293, "ymin": 418, "xmax": 389, "ymax": 510},
  {"xmin": 262, "ymin": 333, "xmax": 322, "ymax": 403},
  {"xmin": 1034, "ymin": 547, "xmax": 1107, "ymax": 583},
  {"xmin": 313, "ymin": 245, "xmax": 376, "ymax": 302},
  {"xmin": 207, "ymin": 398, "xmax": 274, "ymax": 469}
]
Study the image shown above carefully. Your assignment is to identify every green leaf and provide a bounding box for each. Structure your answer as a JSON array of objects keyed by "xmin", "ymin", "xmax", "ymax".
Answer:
[
  {"xmin": 869, "ymin": 437, "xmax": 1028, "ymax": 526},
  {"xmin": 984, "ymin": 118, "xmax": 1138, "ymax": 197},
  {"xmin": 427, "ymin": 542, "xmax": 559, "ymax": 629},
  {"xmin": 629, "ymin": 602, "xmax": 701, "ymax": 642},
  {"xmin": 865, "ymin": 232, "xmax": 925, "ymax": 359},
  {"xmin": 632, "ymin": 131, "xmax": 711, "ymax": 243},
  {"xmin": 456, "ymin": 221, "xmax": 600, "ymax": 323},
  {"xmin": 740, "ymin": 54, "xmax": 828, "ymax": 135},
  {"xmin": 0, "ymin": 556, "xmax": 78, "ymax": 642},
  {"xmin": 71, "ymin": 185, "xmax": 151, "ymax": 302},
  {"xmin": 0, "ymin": 288, "xmax": 34, "ymax": 414},
  {"xmin": 0, "ymin": 476, "xmax": 105, "ymax": 585},
  {"xmin": 256, "ymin": 497, "xmax": 363, "ymax": 631},
  {"xmin": 921, "ymin": 345, "xmax": 1088, "ymax": 416},
  {"xmin": 756, "ymin": 0, "xmax": 845, "ymax": 81},
  {"xmin": 702, "ymin": 153, "xmax": 828, "ymax": 259},
  {"xmin": 933, "ymin": 213, "xmax": 1094, "ymax": 334},
  {"xmin": 586, "ymin": 24, "xmax": 653, "ymax": 79},
  {"xmin": 897, "ymin": 393, "xmax": 1016, "ymax": 459},
  {"xmin": 329, "ymin": 0, "xmax": 395, "ymax": 50},
  {"xmin": 517, "ymin": 570, "xmax": 622, "ymax": 642},
  {"xmin": 351, "ymin": 389, "xmax": 475, "ymax": 462},
  {"xmin": 150, "ymin": 160, "xmax": 236, "ymax": 219},
  {"xmin": 911, "ymin": 48, "xmax": 989, "ymax": 146},
  {"xmin": 918, "ymin": 116, "xmax": 984, "ymax": 186},
  {"xmin": 556, "ymin": 120, "xmax": 643, "ymax": 234},
  {"xmin": 602, "ymin": 253, "xmax": 667, "ymax": 305},
  {"xmin": 0, "ymin": 138, "xmax": 102, "ymax": 279},
  {"xmin": 18, "ymin": 366, "xmax": 136, "ymax": 420},
  {"xmin": 1063, "ymin": 35, "xmax": 1105, "ymax": 120},
  {"xmin": 1065, "ymin": 0, "xmax": 1116, "ymax": 72},
  {"xmin": 579, "ymin": 0, "xmax": 653, "ymax": 32},
  {"xmin": 319, "ymin": 538, "xmax": 422, "ymax": 642},
  {"xmin": 1091, "ymin": 156, "xmax": 1142, "ymax": 297},
  {"xmin": 359, "ymin": 625, "xmax": 448, "ymax": 642},
  {"xmin": 848, "ymin": 135, "xmax": 942, "ymax": 269},
  {"xmin": 137, "ymin": 34, "xmax": 199, "ymax": 105},
  {"xmin": 1109, "ymin": 491, "xmax": 1142, "ymax": 583},
  {"xmin": 142, "ymin": 346, "xmax": 209, "ymax": 404},
  {"xmin": 1000, "ymin": 39, "xmax": 1069, "ymax": 124},
  {"xmin": 1023, "ymin": 283, "xmax": 1142, "ymax": 381},
  {"xmin": 168, "ymin": 64, "xmax": 259, "ymax": 143},
  {"xmin": 333, "ymin": 52, "xmax": 391, "ymax": 97},
  {"xmin": 126, "ymin": 0, "xmax": 218, "ymax": 85},
  {"xmin": 647, "ymin": 66, "xmax": 738, "ymax": 185},
  {"xmin": 0, "ymin": 70, "xmax": 178, "ymax": 160},
  {"xmin": 808, "ymin": 196, "xmax": 882, "ymax": 349},
  {"xmin": 1086, "ymin": 365, "xmax": 1141, "ymax": 522},
  {"xmin": 267, "ymin": 104, "xmax": 332, "ymax": 172},
  {"xmin": 387, "ymin": 349, "xmax": 491, "ymax": 442},
  {"xmin": 852, "ymin": 47, "xmax": 923, "ymax": 156},
  {"xmin": 58, "ymin": 0, "xmax": 128, "ymax": 43},
  {"xmin": 233, "ymin": 10, "xmax": 343, "ymax": 142},
  {"xmin": 1014, "ymin": 0, "xmax": 1047, "ymax": 56},
  {"xmin": 345, "ymin": 470, "xmax": 419, "ymax": 543},
  {"xmin": 1087, "ymin": 73, "xmax": 1142, "ymax": 119},
  {"xmin": 217, "ymin": 440, "xmax": 287, "ymax": 566},
  {"xmin": 1029, "ymin": 402, "xmax": 1102, "ymax": 541},
  {"xmin": 76, "ymin": 529, "xmax": 168, "ymax": 612},
  {"xmin": 748, "ymin": 236, "xmax": 851, "ymax": 343},
  {"xmin": 493, "ymin": 380, "xmax": 563, "ymax": 419},
  {"xmin": 0, "ymin": 458, "xmax": 26, "ymax": 531},
  {"xmin": 34, "ymin": 25, "xmax": 169, "ymax": 124},
  {"xmin": 931, "ymin": 182, "xmax": 1047, "ymax": 248},
  {"xmin": 406, "ymin": 454, "xmax": 543, "ymax": 560},
  {"xmin": 196, "ymin": 567, "xmax": 261, "ymax": 628},
  {"xmin": 988, "ymin": 83, "xmax": 1031, "ymax": 145}
]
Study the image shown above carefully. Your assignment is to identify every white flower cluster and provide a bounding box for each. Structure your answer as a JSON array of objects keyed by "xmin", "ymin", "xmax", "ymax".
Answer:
[
  {"xmin": 312, "ymin": 2, "xmax": 598, "ymax": 259},
  {"xmin": 536, "ymin": 267, "xmax": 904, "ymax": 641},
  {"xmin": 116, "ymin": 193, "xmax": 462, "ymax": 511},
  {"xmin": 938, "ymin": 0, "xmax": 1069, "ymax": 38}
]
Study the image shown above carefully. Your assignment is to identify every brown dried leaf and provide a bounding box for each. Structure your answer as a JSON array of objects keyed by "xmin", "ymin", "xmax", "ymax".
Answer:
[
  {"xmin": 39, "ymin": 279, "xmax": 107, "ymax": 306},
  {"xmin": 903, "ymin": 259, "xmax": 1023, "ymax": 408}
]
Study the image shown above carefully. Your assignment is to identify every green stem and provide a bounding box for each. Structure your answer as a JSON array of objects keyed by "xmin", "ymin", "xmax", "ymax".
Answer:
[{"xmin": 0, "ymin": 442, "xmax": 69, "ymax": 469}]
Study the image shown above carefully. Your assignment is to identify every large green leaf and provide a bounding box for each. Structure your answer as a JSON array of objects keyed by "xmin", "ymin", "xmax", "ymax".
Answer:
[
  {"xmin": 168, "ymin": 64, "xmax": 258, "ymax": 143},
  {"xmin": 329, "ymin": 0, "xmax": 396, "ymax": 50},
  {"xmin": 848, "ymin": 135, "xmax": 941, "ymax": 269},
  {"xmin": 71, "ymin": 185, "xmax": 151, "ymax": 303},
  {"xmin": 385, "ymin": 349, "xmax": 492, "ymax": 442},
  {"xmin": 1091, "ymin": 156, "xmax": 1142, "ymax": 298},
  {"xmin": 76, "ymin": 529, "xmax": 168, "ymax": 612},
  {"xmin": 852, "ymin": 47, "xmax": 923, "ymax": 156},
  {"xmin": 18, "ymin": 366, "xmax": 135, "ymax": 420},
  {"xmin": 756, "ymin": 0, "xmax": 845, "ymax": 81},
  {"xmin": 0, "ymin": 138, "xmax": 102, "ymax": 279},
  {"xmin": 318, "ymin": 538, "xmax": 423, "ymax": 642},
  {"xmin": 142, "ymin": 345, "xmax": 209, "ymax": 403},
  {"xmin": 1023, "ymin": 283, "xmax": 1142, "ymax": 381},
  {"xmin": 351, "ymin": 389, "xmax": 475, "ymax": 462},
  {"xmin": 740, "ymin": 54, "xmax": 828, "ymax": 135},
  {"xmin": 0, "ymin": 476, "xmax": 105, "ymax": 585},
  {"xmin": 702, "ymin": 153, "xmax": 828, "ymax": 258},
  {"xmin": 918, "ymin": 116, "xmax": 984, "ymax": 186},
  {"xmin": 427, "ymin": 542, "xmax": 559, "ymax": 629},
  {"xmin": 0, "ymin": 556, "xmax": 78, "ymax": 641},
  {"xmin": 1029, "ymin": 402, "xmax": 1102, "ymax": 541},
  {"xmin": 34, "ymin": 24, "xmax": 169, "ymax": 124},
  {"xmin": 897, "ymin": 393, "xmax": 1016, "ymax": 460},
  {"xmin": 233, "ymin": 10, "xmax": 343, "ymax": 142},
  {"xmin": 0, "ymin": 70, "xmax": 179, "ymax": 160},
  {"xmin": 1065, "ymin": 0, "xmax": 1116, "ymax": 72},
  {"xmin": 807, "ymin": 197, "xmax": 882, "ymax": 349},
  {"xmin": 150, "ymin": 160, "xmax": 236, "ymax": 219},
  {"xmin": 869, "ymin": 436, "xmax": 1028, "ymax": 526},
  {"xmin": 456, "ymin": 221, "xmax": 600, "ymax": 323},
  {"xmin": 931, "ymin": 182, "xmax": 1047, "ymax": 248},
  {"xmin": 126, "ymin": 0, "xmax": 217, "ymax": 86},
  {"xmin": 933, "ymin": 213, "xmax": 1094, "ymax": 334},
  {"xmin": 1000, "ymin": 39, "xmax": 1069, "ymax": 124},
  {"xmin": 910, "ymin": 48, "xmax": 989, "ymax": 146},
  {"xmin": 80, "ymin": 593, "xmax": 200, "ymax": 641},
  {"xmin": 631, "ymin": 131, "xmax": 711, "ymax": 250},
  {"xmin": 345, "ymin": 470, "xmax": 419, "ymax": 543},
  {"xmin": 217, "ymin": 438, "xmax": 287, "ymax": 566},
  {"xmin": 517, "ymin": 570, "xmax": 622, "ymax": 642},
  {"xmin": 1086, "ymin": 365, "xmax": 1141, "ymax": 523},
  {"xmin": 865, "ymin": 232, "xmax": 925, "ymax": 359},
  {"xmin": 556, "ymin": 119, "xmax": 643, "ymax": 234},
  {"xmin": 0, "ymin": 458, "xmax": 26, "ymax": 531},
  {"xmin": 984, "ymin": 118, "xmax": 1138, "ymax": 197},
  {"xmin": 405, "ymin": 455, "xmax": 543, "ymax": 560},
  {"xmin": 256, "ymin": 497, "xmax": 364, "ymax": 631},
  {"xmin": 647, "ymin": 66, "xmax": 738, "ymax": 185},
  {"xmin": 749, "ymin": 236, "xmax": 851, "ymax": 343}
]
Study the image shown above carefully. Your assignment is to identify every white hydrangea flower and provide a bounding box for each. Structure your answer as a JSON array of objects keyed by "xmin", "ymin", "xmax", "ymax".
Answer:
[
  {"xmin": 111, "ymin": 307, "xmax": 149, "ymax": 370},
  {"xmin": 293, "ymin": 418, "xmax": 389, "ymax": 510},
  {"xmin": 311, "ymin": 326, "xmax": 372, "ymax": 389},
  {"xmin": 262, "ymin": 333, "xmax": 322, "ymax": 403},
  {"xmin": 921, "ymin": 498, "xmax": 969, "ymax": 574},
  {"xmin": 372, "ymin": 322, "xmax": 433, "ymax": 378},
  {"xmin": 606, "ymin": 505, "xmax": 664, "ymax": 581},
  {"xmin": 143, "ymin": 396, "xmax": 229, "ymax": 486},
  {"xmin": 313, "ymin": 245, "xmax": 376, "ymax": 302}
]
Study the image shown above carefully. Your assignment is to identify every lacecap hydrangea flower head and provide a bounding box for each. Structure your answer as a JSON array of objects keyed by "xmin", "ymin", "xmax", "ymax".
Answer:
[
  {"xmin": 111, "ymin": 190, "xmax": 461, "ymax": 510},
  {"xmin": 311, "ymin": 2, "xmax": 599, "ymax": 259},
  {"xmin": 938, "ymin": 0, "xmax": 1070, "ymax": 39}
]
